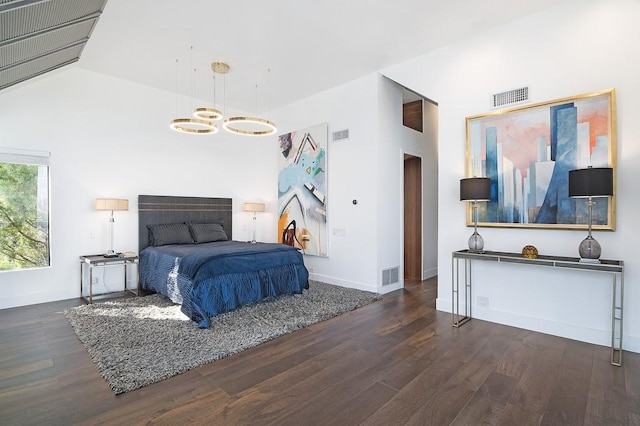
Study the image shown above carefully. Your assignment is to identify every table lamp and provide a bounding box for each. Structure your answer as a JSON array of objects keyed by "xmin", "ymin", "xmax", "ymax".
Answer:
[
  {"xmin": 460, "ymin": 177, "xmax": 491, "ymax": 252},
  {"xmin": 243, "ymin": 202, "xmax": 265, "ymax": 243},
  {"xmin": 95, "ymin": 198, "xmax": 129, "ymax": 257},
  {"xmin": 568, "ymin": 166, "xmax": 613, "ymax": 262}
]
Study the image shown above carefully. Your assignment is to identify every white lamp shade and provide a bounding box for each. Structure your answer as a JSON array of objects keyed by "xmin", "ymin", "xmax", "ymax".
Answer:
[
  {"xmin": 95, "ymin": 198, "xmax": 129, "ymax": 211},
  {"xmin": 243, "ymin": 202, "xmax": 265, "ymax": 213}
]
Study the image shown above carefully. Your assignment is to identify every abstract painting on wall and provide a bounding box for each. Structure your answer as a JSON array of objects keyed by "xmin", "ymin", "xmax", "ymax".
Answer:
[
  {"xmin": 466, "ymin": 88, "xmax": 616, "ymax": 230},
  {"xmin": 277, "ymin": 123, "xmax": 328, "ymax": 256}
]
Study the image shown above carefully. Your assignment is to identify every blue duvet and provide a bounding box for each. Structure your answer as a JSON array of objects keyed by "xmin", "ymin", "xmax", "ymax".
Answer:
[{"xmin": 140, "ymin": 241, "xmax": 309, "ymax": 328}]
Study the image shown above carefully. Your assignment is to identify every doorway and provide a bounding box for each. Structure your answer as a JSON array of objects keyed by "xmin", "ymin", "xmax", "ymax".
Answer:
[
  {"xmin": 394, "ymin": 82, "xmax": 438, "ymax": 285},
  {"xmin": 404, "ymin": 154, "xmax": 422, "ymax": 280}
]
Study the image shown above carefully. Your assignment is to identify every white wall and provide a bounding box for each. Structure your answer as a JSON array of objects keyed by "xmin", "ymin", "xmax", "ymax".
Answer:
[
  {"xmin": 0, "ymin": 68, "xmax": 277, "ymax": 308},
  {"xmin": 270, "ymin": 74, "xmax": 381, "ymax": 292},
  {"xmin": 377, "ymin": 77, "xmax": 438, "ymax": 289},
  {"xmin": 396, "ymin": 96, "xmax": 439, "ymax": 280},
  {"xmin": 376, "ymin": 76, "xmax": 403, "ymax": 292},
  {"xmin": 422, "ymin": 100, "xmax": 439, "ymax": 278},
  {"xmin": 270, "ymin": 74, "xmax": 437, "ymax": 294},
  {"xmin": 0, "ymin": 63, "xmax": 431, "ymax": 306},
  {"xmin": 381, "ymin": 0, "xmax": 640, "ymax": 352}
]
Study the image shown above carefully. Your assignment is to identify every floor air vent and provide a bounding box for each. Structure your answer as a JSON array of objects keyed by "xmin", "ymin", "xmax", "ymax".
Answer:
[
  {"xmin": 332, "ymin": 129, "xmax": 349, "ymax": 141},
  {"xmin": 492, "ymin": 86, "xmax": 529, "ymax": 108},
  {"xmin": 382, "ymin": 267, "xmax": 399, "ymax": 286}
]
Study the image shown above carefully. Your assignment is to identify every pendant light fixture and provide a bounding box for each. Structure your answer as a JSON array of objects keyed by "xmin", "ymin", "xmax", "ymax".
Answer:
[
  {"xmin": 223, "ymin": 116, "xmax": 278, "ymax": 136},
  {"xmin": 170, "ymin": 55, "xmax": 276, "ymax": 136},
  {"xmin": 193, "ymin": 61, "xmax": 228, "ymax": 121},
  {"xmin": 223, "ymin": 68, "xmax": 277, "ymax": 136},
  {"xmin": 169, "ymin": 118, "xmax": 217, "ymax": 134},
  {"xmin": 170, "ymin": 47, "xmax": 218, "ymax": 135},
  {"xmin": 193, "ymin": 108, "xmax": 223, "ymax": 121}
]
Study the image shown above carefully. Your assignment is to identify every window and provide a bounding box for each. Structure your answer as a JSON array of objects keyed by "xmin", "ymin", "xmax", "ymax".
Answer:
[{"xmin": 0, "ymin": 148, "xmax": 50, "ymax": 271}]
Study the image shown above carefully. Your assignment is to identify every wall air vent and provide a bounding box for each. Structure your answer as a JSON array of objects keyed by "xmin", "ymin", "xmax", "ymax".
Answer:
[
  {"xmin": 332, "ymin": 129, "xmax": 349, "ymax": 141},
  {"xmin": 382, "ymin": 266, "xmax": 399, "ymax": 286},
  {"xmin": 491, "ymin": 86, "xmax": 529, "ymax": 109}
]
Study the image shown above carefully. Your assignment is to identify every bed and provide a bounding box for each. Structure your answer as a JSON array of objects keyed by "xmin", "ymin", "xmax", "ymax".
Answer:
[{"xmin": 138, "ymin": 195, "xmax": 309, "ymax": 328}]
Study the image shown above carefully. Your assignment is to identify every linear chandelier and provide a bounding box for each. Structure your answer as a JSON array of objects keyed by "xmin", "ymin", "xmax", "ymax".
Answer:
[{"xmin": 170, "ymin": 61, "xmax": 277, "ymax": 137}]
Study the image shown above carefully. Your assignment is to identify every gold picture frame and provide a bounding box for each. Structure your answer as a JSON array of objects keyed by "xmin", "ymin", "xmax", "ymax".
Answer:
[{"xmin": 466, "ymin": 88, "xmax": 616, "ymax": 230}]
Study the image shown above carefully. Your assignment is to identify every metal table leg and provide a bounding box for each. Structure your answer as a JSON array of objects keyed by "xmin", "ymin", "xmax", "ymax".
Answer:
[
  {"xmin": 611, "ymin": 271, "xmax": 623, "ymax": 366},
  {"xmin": 452, "ymin": 256, "xmax": 471, "ymax": 327}
]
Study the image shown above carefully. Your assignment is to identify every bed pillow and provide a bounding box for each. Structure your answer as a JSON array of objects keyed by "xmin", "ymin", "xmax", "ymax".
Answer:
[
  {"xmin": 188, "ymin": 222, "xmax": 228, "ymax": 244},
  {"xmin": 148, "ymin": 223, "xmax": 193, "ymax": 246}
]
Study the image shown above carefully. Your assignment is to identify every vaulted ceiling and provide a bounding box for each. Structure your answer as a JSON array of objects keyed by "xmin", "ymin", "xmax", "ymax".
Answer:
[{"xmin": 3, "ymin": 0, "xmax": 562, "ymax": 111}]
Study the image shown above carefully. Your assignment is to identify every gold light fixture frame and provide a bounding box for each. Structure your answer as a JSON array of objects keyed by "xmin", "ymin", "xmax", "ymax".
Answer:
[
  {"xmin": 223, "ymin": 63, "xmax": 277, "ymax": 136},
  {"xmin": 192, "ymin": 61, "xmax": 230, "ymax": 122},
  {"xmin": 193, "ymin": 107, "xmax": 223, "ymax": 121},
  {"xmin": 211, "ymin": 61, "xmax": 230, "ymax": 74},
  {"xmin": 170, "ymin": 59, "xmax": 276, "ymax": 136},
  {"xmin": 223, "ymin": 116, "xmax": 278, "ymax": 136},
  {"xmin": 170, "ymin": 118, "xmax": 218, "ymax": 134},
  {"xmin": 170, "ymin": 48, "xmax": 219, "ymax": 135}
]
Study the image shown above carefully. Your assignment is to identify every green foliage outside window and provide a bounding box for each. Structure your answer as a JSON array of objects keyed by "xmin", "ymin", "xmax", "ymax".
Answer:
[{"xmin": 0, "ymin": 162, "xmax": 50, "ymax": 270}]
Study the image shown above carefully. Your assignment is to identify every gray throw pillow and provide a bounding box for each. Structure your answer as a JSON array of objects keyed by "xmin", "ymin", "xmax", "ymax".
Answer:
[
  {"xmin": 148, "ymin": 223, "xmax": 193, "ymax": 246},
  {"xmin": 188, "ymin": 222, "xmax": 228, "ymax": 243}
]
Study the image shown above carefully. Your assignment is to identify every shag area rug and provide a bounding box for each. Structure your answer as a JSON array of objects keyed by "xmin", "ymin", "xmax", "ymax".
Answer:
[{"xmin": 65, "ymin": 281, "xmax": 381, "ymax": 394}]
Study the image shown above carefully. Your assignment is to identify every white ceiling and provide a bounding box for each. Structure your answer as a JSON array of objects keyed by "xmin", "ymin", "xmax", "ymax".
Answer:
[{"xmin": 77, "ymin": 0, "xmax": 561, "ymax": 113}]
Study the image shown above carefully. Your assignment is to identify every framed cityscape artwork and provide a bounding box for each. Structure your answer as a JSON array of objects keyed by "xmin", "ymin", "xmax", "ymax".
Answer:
[{"xmin": 466, "ymin": 88, "xmax": 616, "ymax": 230}]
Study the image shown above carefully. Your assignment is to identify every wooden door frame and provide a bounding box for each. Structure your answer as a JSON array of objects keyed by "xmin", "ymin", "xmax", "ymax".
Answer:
[{"xmin": 402, "ymin": 151, "xmax": 423, "ymax": 281}]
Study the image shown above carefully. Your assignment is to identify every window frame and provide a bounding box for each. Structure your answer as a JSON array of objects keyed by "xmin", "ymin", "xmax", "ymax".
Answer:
[{"xmin": 0, "ymin": 147, "xmax": 51, "ymax": 272}]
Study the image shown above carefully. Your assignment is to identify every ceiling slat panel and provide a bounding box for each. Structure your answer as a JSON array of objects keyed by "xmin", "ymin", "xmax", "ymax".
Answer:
[
  {"xmin": 0, "ymin": 18, "xmax": 97, "ymax": 68},
  {"xmin": 0, "ymin": 0, "xmax": 107, "ymax": 90},
  {"xmin": 0, "ymin": 0, "xmax": 106, "ymax": 42},
  {"xmin": 0, "ymin": 43, "xmax": 84, "ymax": 89}
]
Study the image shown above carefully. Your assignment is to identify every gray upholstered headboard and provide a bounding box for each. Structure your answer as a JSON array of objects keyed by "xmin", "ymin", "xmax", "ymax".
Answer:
[{"xmin": 138, "ymin": 195, "xmax": 233, "ymax": 252}]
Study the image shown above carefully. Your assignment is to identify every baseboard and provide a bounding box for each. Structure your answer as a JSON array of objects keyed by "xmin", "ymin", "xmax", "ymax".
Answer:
[
  {"xmin": 435, "ymin": 297, "xmax": 639, "ymax": 354},
  {"xmin": 380, "ymin": 282, "xmax": 403, "ymax": 294},
  {"xmin": 435, "ymin": 297, "xmax": 452, "ymax": 313},
  {"xmin": 1, "ymin": 289, "xmax": 78, "ymax": 310},
  {"xmin": 624, "ymin": 334, "xmax": 640, "ymax": 354},
  {"xmin": 423, "ymin": 267, "xmax": 438, "ymax": 280},
  {"xmin": 309, "ymin": 272, "xmax": 378, "ymax": 293}
]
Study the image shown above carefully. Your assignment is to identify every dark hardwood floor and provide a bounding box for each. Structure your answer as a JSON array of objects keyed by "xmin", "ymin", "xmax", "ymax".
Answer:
[{"xmin": 1, "ymin": 278, "xmax": 639, "ymax": 425}]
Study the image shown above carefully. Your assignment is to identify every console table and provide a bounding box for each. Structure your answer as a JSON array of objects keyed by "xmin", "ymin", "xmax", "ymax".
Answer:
[{"xmin": 451, "ymin": 249, "xmax": 624, "ymax": 366}]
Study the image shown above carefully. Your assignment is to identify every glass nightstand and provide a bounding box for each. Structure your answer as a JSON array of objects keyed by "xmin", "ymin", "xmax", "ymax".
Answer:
[{"xmin": 79, "ymin": 252, "xmax": 139, "ymax": 303}]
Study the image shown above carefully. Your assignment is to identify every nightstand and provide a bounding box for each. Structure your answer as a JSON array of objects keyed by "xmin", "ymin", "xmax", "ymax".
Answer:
[{"xmin": 79, "ymin": 252, "xmax": 139, "ymax": 303}]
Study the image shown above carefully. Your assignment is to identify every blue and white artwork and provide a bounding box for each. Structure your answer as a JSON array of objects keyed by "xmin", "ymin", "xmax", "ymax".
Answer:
[{"xmin": 277, "ymin": 123, "xmax": 328, "ymax": 256}]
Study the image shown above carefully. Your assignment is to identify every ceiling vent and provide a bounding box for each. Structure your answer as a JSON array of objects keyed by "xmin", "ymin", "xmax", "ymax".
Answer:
[
  {"xmin": 491, "ymin": 86, "xmax": 529, "ymax": 109},
  {"xmin": 0, "ymin": 0, "xmax": 109, "ymax": 91},
  {"xmin": 332, "ymin": 129, "xmax": 349, "ymax": 142}
]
